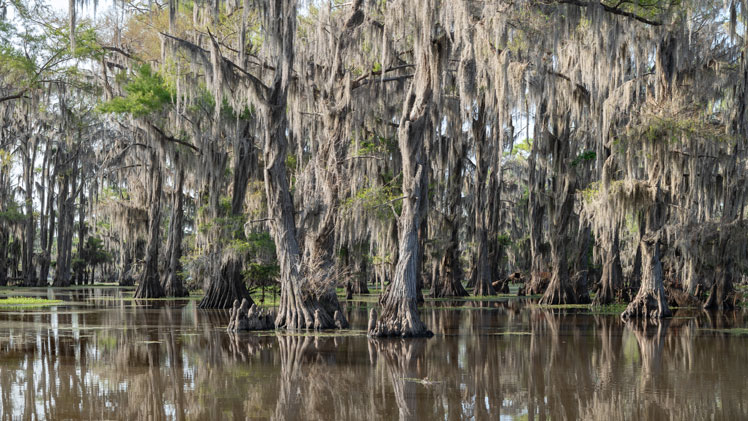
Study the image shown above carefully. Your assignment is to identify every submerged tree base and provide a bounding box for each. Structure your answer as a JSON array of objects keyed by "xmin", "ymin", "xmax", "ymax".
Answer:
[
  {"xmin": 134, "ymin": 273, "xmax": 165, "ymax": 299},
  {"xmin": 539, "ymin": 281, "xmax": 590, "ymax": 306},
  {"xmin": 275, "ymin": 289, "xmax": 349, "ymax": 330},
  {"xmin": 431, "ymin": 279, "xmax": 469, "ymax": 298},
  {"xmin": 703, "ymin": 280, "xmax": 739, "ymax": 311},
  {"xmin": 199, "ymin": 255, "xmax": 252, "ymax": 309},
  {"xmin": 368, "ymin": 298, "xmax": 433, "ymax": 338},
  {"xmin": 621, "ymin": 290, "xmax": 671, "ymax": 320}
]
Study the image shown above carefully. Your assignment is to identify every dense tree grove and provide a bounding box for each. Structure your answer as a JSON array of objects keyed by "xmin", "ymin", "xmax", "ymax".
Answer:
[{"xmin": 1, "ymin": 0, "xmax": 747, "ymax": 336}]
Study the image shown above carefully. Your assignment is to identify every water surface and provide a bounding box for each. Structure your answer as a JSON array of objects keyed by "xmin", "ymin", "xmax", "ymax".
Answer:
[{"xmin": 0, "ymin": 287, "xmax": 746, "ymax": 420}]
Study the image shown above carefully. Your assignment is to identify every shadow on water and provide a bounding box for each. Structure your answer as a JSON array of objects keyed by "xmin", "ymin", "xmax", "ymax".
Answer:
[{"xmin": 1, "ymin": 287, "xmax": 748, "ymax": 419}]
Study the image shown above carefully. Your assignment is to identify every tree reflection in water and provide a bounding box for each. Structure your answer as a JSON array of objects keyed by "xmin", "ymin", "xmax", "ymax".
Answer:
[{"xmin": 1, "ymin": 293, "xmax": 748, "ymax": 419}]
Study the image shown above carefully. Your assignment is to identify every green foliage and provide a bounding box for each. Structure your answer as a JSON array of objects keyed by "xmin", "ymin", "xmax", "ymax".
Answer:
[
  {"xmin": 353, "ymin": 134, "xmax": 397, "ymax": 156},
  {"xmin": 80, "ymin": 236, "xmax": 112, "ymax": 269},
  {"xmin": 497, "ymin": 233, "xmax": 512, "ymax": 247},
  {"xmin": 0, "ymin": 201, "xmax": 26, "ymax": 224},
  {"xmin": 572, "ymin": 150, "xmax": 596, "ymax": 167},
  {"xmin": 511, "ymin": 138, "xmax": 533, "ymax": 157},
  {"xmin": 98, "ymin": 64, "xmax": 174, "ymax": 116},
  {"xmin": 244, "ymin": 262, "xmax": 279, "ymax": 283},
  {"xmin": 285, "ymin": 154, "xmax": 297, "ymax": 170},
  {"xmin": 342, "ymin": 172, "xmax": 403, "ymax": 219}
]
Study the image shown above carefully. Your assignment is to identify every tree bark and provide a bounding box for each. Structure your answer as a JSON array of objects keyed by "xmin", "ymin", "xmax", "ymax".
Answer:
[
  {"xmin": 22, "ymin": 134, "xmax": 37, "ymax": 285},
  {"xmin": 622, "ymin": 201, "xmax": 671, "ymax": 319},
  {"xmin": 472, "ymin": 101, "xmax": 496, "ymax": 297},
  {"xmin": 54, "ymin": 150, "xmax": 78, "ymax": 287},
  {"xmin": 134, "ymin": 150, "xmax": 166, "ymax": 299},
  {"xmin": 369, "ymin": 7, "xmax": 442, "ymax": 337},
  {"xmin": 526, "ymin": 114, "xmax": 548, "ymax": 295},
  {"xmin": 162, "ymin": 167, "xmax": 188, "ymax": 297},
  {"xmin": 75, "ymin": 185, "xmax": 86, "ymax": 285},
  {"xmin": 431, "ymin": 143, "xmax": 468, "ymax": 298},
  {"xmin": 198, "ymin": 252, "xmax": 252, "ymax": 308},
  {"xmin": 593, "ymin": 230, "xmax": 623, "ymax": 305}
]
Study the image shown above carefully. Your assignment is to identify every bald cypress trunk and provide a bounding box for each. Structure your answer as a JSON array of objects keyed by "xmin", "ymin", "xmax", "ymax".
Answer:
[
  {"xmin": 0, "ymin": 160, "xmax": 9, "ymax": 287},
  {"xmin": 134, "ymin": 150, "xmax": 165, "ymax": 299},
  {"xmin": 54, "ymin": 151, "xmax": 78, "ymax": 287},
  {"xmin": 594, "ymin": 230, "xmax": 623, "ymax": 305},
  {"xmin": 38, "ymin": 144, "xmax": 56, "ymax": 286},
  {"xmin": 526, "ymin": 119, "xmax": 547, "ymax": 296},
  {"xmin": 622, "ymin": 200, "xmax": 671, "ymax": 320},
  {"xmin": 22, "ymin": 135, "xmax": 37, "ymax": 286},
  {"xmin": 472, "ymin": 102, "xmax": 496, "ymax": 297},
  {"xmin": 369, "ymin": 5, "xmax": 443, "ymax": 337},
  {"xmin": 432, "ymin": 143, "xmax": 468, "ymax": 298},
  {"xmin": 162, "ymin": 167, "xmax": 188, "ymax": 297},
  {"xmin": 76, "ymin": 185, "xmax": 86, "ymax": 285}
]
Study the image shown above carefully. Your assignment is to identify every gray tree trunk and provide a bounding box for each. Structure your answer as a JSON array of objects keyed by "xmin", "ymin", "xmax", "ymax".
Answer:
[
  {"xmin": 162, "ymin": 167, "xmax": 188, "ymax": 297},
  {"xmin": 369, "ymin": 6, "xmax": 443, "ymax": 337},
  {"xmin": 134, "ymin": 149, "xmax": 165, "ymax": 299}
]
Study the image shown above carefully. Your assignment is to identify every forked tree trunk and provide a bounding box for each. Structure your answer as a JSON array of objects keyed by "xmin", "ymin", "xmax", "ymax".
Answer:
[
  {"xmin": 134, "ymin": 150, "xmax": 165, "ymax": 299},
  {"xmin": 258, "ymin": 0, "xmax": 341, "ymax": 329},
  {"xmin": 369, "ymin": 7, "xmax": 442, "ymax": 337}
]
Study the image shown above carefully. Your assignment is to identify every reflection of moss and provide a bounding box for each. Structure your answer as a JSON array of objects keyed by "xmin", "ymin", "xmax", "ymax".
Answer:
[{"xmin": 0, "ymin": 297, "xmax": 63, "ymax": 307}]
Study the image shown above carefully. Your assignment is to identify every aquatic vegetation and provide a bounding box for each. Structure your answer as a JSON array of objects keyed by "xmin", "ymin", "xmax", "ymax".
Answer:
[{"xmin": 0, "ymin": 297, "xmax": 64, "ymax": 307}]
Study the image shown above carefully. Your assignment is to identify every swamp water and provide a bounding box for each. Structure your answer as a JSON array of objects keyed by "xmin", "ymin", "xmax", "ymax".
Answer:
[{"xmin": 0, "ymin": 287, "xmax": 747, "ymax": 420}]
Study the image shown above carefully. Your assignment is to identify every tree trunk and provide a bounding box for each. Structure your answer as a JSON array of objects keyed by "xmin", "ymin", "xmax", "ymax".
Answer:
[
  {"xmin": 526, "ymin": 129, "xmax": 547, "ymax": 295},
  {"xmin": 472, "ymin": 101, "xmax": 496, "ymax": 297},
  {"xmin": 432, "ymin": 218, "xmax": 468, "ymax": 298},
  {"xmin": 539, "ymin": 183, "xmax": 585, "ymax": 304},
  {"xmin": 432, "ymin": 142, "xmax": 468, "ymax": 298},
  {"xmin": 22, "ymin": 135, "xmax": 37, "ymax": 285},
  {"xmin": 162, "ymin": 168, "xmax": 188, "ymax": 297},
  {"xmin": 253, "ymin": 0, "xmax": 342, "ymax": 330},
  {"xmin": 37, "ymin": 142, "xmax": 53, "ymax": 286},
  {"xmin": 118, "ymin": 245, "xmax": 135, "ymax": 286},
  {"xmin": 622, "ymin": 197, "xmax": 671, "ymax": 319},
  {"xmin": 0, "ymin": 228, "xmax": 7, "ymax": 287},
  {"xmin": 54, "ymin": 152, "xmax": 78, "ymax": 287},
  {"xmin": 76, "ymin": 185, "xmax": 86, "ymax": 285},
  {"xmin": 134, "ymin": 150, "xmax": 165, "ymax": 299},
  {"xmin": 198, "ymin": 252, "xmax": 252, "ymax": 308},
  {"xmin": 594, "ymin": 230, "xmax": 623, "ymax": 305},
  {"xmin": 369, "ymin": 9, "xmax": 442, "ymax": 337}
]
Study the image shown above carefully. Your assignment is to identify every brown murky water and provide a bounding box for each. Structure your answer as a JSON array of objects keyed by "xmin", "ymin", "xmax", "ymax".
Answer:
[{"xmin": 0, "ymin": 287, "xmax": 747, "ymax": 420}]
